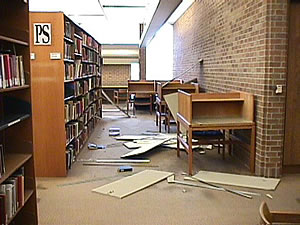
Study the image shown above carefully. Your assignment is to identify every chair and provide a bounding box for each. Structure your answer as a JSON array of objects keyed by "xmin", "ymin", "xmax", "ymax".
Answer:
[
  {"xmin": 259, "ymin": 201, "xmax": 300, "ymax": 225},
  {"xmin": 113, "ymin": 89, "xmax": 128, "ymax": 105}
]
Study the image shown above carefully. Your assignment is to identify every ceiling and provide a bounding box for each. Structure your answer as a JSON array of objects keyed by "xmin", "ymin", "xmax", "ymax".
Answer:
[
  {"xmin": 30, "ymin": 0, "xmax": 194, "ymax": 49},
  {"xmin": 29, "ymin": 0, "xmax": 158, "ymax": 44}
]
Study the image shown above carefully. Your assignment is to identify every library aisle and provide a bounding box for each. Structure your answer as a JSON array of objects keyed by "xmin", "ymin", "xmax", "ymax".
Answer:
[{"xmin": 36, "ymin": 108, "xmax": 300, "ymax": 225}]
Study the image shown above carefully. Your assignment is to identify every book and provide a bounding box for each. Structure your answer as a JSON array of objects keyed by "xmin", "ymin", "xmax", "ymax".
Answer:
[
  {"xmin": 16, "ymin": 175, "xmax": 24, "ymax": 207},
  {"xmin": 0, "ymin": 55, "xmax": 5, "ymax": 89},
  {"xmin": 3, "ymin": 55, "xmax": 11, "ymax": 87},
  {"xmin": 0, "ymin": 185, "xmax": 7, "ymax": 225},
  {"xmin": 4, "ymin": 184, "xmax": 13, "ymax": 219},
  {"xmin": 0, "ymin": 194, "xmax": 6, "ymax": 225},
  {"xmin": 18, "ymin": 56, "xmax": 25, "ymax": 86}
]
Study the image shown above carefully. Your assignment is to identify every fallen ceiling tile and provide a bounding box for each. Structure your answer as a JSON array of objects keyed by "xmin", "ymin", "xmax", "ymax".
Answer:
[{"xmin": 92, "ymin": 170, "xmax": 173, "ymax": 199}]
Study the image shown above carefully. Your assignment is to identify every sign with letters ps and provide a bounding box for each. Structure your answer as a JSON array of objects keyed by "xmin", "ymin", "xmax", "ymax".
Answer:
[{"xmin": 34, "ymin": 23, "xmax": 51, "ymax": 45}]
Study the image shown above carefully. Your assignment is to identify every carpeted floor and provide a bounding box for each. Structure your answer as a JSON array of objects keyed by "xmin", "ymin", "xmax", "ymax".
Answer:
[{"xmin": 36, "ymin": 105, "xmax": 300, "ymax": 225}]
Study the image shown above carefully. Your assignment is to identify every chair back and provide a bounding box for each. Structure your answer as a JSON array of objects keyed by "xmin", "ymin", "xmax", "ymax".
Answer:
[{"xmin": 259, "ymin": 202, "xmax": 272, "ymax": 225}]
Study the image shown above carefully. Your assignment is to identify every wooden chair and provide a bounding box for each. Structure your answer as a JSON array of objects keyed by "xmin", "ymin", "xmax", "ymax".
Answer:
[
  {"xmin": 156, "ymin": 82, "xmax": 199, "ymax": 132},
  {"xmin": 259, "ymin": 201, "xmax": 300, "ymax": 225},
  {"xmin": 113, "ymin": 89, "xmax": 127, "ymax": 105}
]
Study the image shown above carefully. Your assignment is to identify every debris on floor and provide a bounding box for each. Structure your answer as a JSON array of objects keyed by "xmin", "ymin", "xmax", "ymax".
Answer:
[
  {"xmin": 168, "ymin": 175, "xmax": 260, "ymax": 197},
  {"xmin": 117, "ymin": 165, "xmax": 133, "ymax": 172},
  {"xmin": 266, "ymin": 194, "xmax": 273, "ymax": 199},
  {"xmin": 123, "ymin": 142, "xmax": 141, "ymax": 149},
  {"xmin": 77, "ymin": 158, "xmax": 151, "ymax": 163},
  {"xmin": 189, "ymin": 175, "xmax": 253, "ymax": 199},
  {"xmin": 121, "ymin": 138, "xmax": 171, "ymax": 158},
  {"xmin": 192, "ymin": 170, "xmax": 280, "ymax": 190},
  {"xmin": 88, "ymin": 143, "xmax": 106, "ymax": 150},
  {"xmin": 92, "ymin": 170, "xmax": 174, "ymax": 199},
  {"xmin": 198, "ymin": 150, "xmax": 206, "ymax": 154},
  {"xmin": 109, "ymin": 127, "xmax": 121, "ymax": 136},
  {"xmin": 82, "ymin": 163, "xmax": 158, "ymax": 168}
]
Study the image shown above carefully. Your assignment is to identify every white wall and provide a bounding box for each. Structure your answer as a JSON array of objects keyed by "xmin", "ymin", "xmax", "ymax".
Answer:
[{"xmin": 146, "ymin": 23, "xmax": 173, "ymax": 80}]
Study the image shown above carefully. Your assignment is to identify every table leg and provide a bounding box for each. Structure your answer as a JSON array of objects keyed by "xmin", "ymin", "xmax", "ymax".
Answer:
[
  {"xmin": 159, "ymin": 104, "xmax": 162, "ymax": 132},
  {"xmin": 188, "ymin": 128, "xmax": 193, "ymax": 175},
  {"xmin": 250, "ymin": 124, "xmax": 256, "ymax": 173},
  {"xmin": 177, "ymin": 122, "xmax": 180, "ymax": 157}
]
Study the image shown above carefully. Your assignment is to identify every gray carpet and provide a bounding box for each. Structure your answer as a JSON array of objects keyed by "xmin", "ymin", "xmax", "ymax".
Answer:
[{"xmin": 36, "ymin": 106, "xmax": 300, "ymax": 225}]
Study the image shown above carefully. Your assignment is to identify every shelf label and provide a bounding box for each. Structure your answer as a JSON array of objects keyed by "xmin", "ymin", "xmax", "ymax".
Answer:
[
  {"xmin": 50, "ymin": 53, "xmax": 61, "ymax": 60},
  {"xmin": 30, "ymin": 53, "xmax": 36, "ymax": 60},
  {"xmin": 33, "ymin": 23, "xmax": 51, "ymax": 45},
  {"xmin": 8, "ymin": 119, "xmax": 21, "ymax": 127}
]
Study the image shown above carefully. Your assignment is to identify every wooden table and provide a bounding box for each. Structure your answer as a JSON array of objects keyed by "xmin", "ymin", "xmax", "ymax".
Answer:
[
  {"xmin": 176, "ymin": 91, "xmax": 256, "ymax": 175},
  {"xmin": 127, "ymin": 80, "xmax": 155, "ymax": 114}
]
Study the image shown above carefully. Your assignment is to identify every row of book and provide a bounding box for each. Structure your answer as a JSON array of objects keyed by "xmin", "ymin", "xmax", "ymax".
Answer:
[
  {"xmin": 64, "ymin": 90, "xmax": 100, "ymax": 123},
  {"xmin": 64, "ymin": 42, "xmax": 74, "ymax": 60},
  {"xmin": 65, "ymin": 101, "xmax": 98, "ymax": 146},
  {"xmin": 82, "ymin": 34, "xmax": 99, "ymax": 52},
  {"xmin": 74, "ymin": 38, "xmax": 83, "ymax": 55},
  {"xmin": 65, "ymin": 121, "xmax": 80, "ymax": 146},
  {"xmin": 65, "ymin": 21, "xmax": 73, "ymax": 39},
  {"xmin": 0, "ymin": 168, "xmax": 25, "ymax": 225},
  {"xmin": 66, "ymin": 116, "xmax": 98, "ymax": 170},
  {"xmin": 0, "ymin": 54, "xmax": 25, "ymax": 89},
  {"xmin": 64, "ymin": 77, "xmax": 99, "ymax": 98},
  {"xmin": 82, "ymin": 48, "xmax": 98, "ymax": 63},
  {"xmin": 65, "ymin": 60, "xmax": 99, "ymax": 81},
  {"xmin": 0, "ymin": 145, "xmax": 5, "ymax": 179}
]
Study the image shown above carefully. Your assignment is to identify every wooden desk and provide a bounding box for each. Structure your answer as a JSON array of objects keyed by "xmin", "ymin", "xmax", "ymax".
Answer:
[
  {"xmin": 176, "ymin": 91, "xmax": 255, "ymax": 175},
  {"xmin": 156, "ymin": 82, "xmax": 199, "ymax": 132},
  {"xmin": 127, "ymin": 80, "xmax": 155, "ymax": 114}
]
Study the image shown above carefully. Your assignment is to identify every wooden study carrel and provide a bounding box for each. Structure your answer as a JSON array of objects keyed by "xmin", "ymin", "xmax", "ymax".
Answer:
[{"xmin": 176, "ymin": 91, "xmax": 256, "ymax": 175}]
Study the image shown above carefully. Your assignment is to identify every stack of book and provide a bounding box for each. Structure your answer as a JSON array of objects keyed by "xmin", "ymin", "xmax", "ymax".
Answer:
[
  {"xmin": 0, "ymin": 168, "xmax": 25, "ymax": 224},
  {"xmin": 0, "ymin": 54, "xmax": 25, "ymax": 89}
]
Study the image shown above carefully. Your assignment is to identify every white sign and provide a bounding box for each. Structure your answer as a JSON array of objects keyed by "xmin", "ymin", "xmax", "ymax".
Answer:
[
  {"xmin": 34, "ymin": 23, "xmax": 51, "ymax": 45},
  {"xmin": 50, "ymin": 53, "xmax": 61, "ymax": 60},
  {"xmin": 30, "ymin": 53, "xmax": 36, "ymax": 60}
]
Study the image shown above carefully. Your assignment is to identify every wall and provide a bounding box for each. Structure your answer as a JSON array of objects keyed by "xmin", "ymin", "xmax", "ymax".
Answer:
[
  {"xmin": 173, "ymin": 0, "xmax": 288, "ymax": 177},
  {"xmin": 140, "ymin": 47, "xmax": 146, "ymax": 80},
  {"xmin": 146, "ymin": 23, "xmax": 173, "ymax": 80},
  {"xmin": 102, "ymin": 65, "xmax": 130, "ymax": 86}
]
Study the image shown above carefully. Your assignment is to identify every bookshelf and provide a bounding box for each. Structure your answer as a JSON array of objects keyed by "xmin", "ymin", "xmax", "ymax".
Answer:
[
  {"xmin": 176, "ymin": 91, "xmax": 256, "ymax": 175},
  {"xmin": 30, "ymin": 12, "xmax": 103, "ymax": 177},
  {"xmin": 0, "ymin": 0, "xmax": 38, "ymax": 224}
]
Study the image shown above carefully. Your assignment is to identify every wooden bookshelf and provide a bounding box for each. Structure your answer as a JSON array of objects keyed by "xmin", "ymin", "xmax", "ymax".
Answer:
[
  {"xmin": 176, "ymin": 91, "xmax": 256, "ymax": 175},
  {"xmin": 30, "ymin": 12, "xmax": 103, "ymax": 177},
  {"xmin": 0, "ymin": 0, "xmax": 38, "ymax": 224}
]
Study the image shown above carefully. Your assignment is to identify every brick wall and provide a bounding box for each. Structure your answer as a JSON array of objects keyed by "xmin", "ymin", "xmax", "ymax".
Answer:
[
  {"xmin": 173, "ymin": 0, "xmax": 288, "ymax": 177},
  {"xmin": 102, "ymin": 65, "xmax": 130, "ymax": 86}
]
